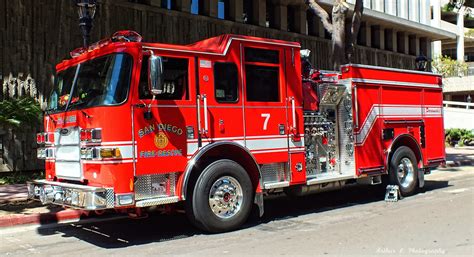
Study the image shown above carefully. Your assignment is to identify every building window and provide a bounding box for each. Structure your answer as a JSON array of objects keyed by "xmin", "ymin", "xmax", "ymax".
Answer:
[
  {"xmin": 139, "ymin": 56, "xmax": 189, "ymax": 100},
  {"xmin": 218, "ymin": 0, "xmax": 225, "ymax": 19},
  {"xmin": 191, "ymin": 0, "xmax": 199, "ymax": 14},
  {"xmin": 243, "ymin": 0, "xmax": 253, "ymax": 24},
  {"xmin": 244, "ymin": 47, "xmax": 280, "ymax": 102},
  {"xmin": 214, "ymin": 62, "xmax": 238, "ymax": 102}
]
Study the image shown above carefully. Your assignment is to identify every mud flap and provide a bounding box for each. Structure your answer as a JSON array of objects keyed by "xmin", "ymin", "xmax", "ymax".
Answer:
[
  {"xmin": 418, "ymin": 169, "xmax": 425, "ymax": 188},
  {"xmin": 254, "ymin": 192, "xmax": 264, "ymax": 217}
]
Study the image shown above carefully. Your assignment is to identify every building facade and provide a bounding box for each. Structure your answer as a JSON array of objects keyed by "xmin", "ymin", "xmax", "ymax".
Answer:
[{"xmin": 0, "ymin": 0, "xmax": 464, "ymax": 171}]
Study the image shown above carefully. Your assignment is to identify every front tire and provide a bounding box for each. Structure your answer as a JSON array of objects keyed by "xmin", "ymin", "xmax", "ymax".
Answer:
[
  {"xmin": 389, "ymin": 146, "xmax": 419, "ymax": 196},
  {"xmin": 188, "ymin": 159, "xmax": 253, "ymax": 233}
]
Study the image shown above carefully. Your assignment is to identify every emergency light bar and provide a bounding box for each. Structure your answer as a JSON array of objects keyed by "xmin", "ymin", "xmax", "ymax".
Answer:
[{"xmin": 70, "ymin": 30, "xmax": 142, "ymax": 58}]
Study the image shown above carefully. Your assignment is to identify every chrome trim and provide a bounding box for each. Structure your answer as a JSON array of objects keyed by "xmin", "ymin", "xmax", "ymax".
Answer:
[
  {"xmin": 135, "ymin": 196, "xmax": 179, "ymax": 207},
  {"xmin": 354, "ymin": 85, "xmax": 359, "ymax": 129},
  {"xmin": 263, "ymin": 181, "xmax": 289, "ymax": 189},
  {"xmin": 307, "ymin": 174, "xmax": 355, "ymax": 185},
  {"xmin": 350, "ymin": 78, "xmax": 440, "ymax": 89},
  {"xmin": 203, "ymin": 94, "xmax": 209, "ymax": 134},
  {"xmin": 131, "ymin": 105, "xmax": 137, "ymax": 176},
  {"xmin": 197, "ymin": 94, "xmax": 202, "ymax": 136},
  {"xmin": 181, "ymin": 141, "xmax": 261, "ymax": 200},
  {"xmin": 27, "ymin": 179, "xmax": 114, "ymax": 210},
  {"xmin": 240, "ymin": 43, "xmax": 247, "ymax": 147},
  {"xmin": 290, "ymin": 97, "xmax": 296, "ymax": 130}
]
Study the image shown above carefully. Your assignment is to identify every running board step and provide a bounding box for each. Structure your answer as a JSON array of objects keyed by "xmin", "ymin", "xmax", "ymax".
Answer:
[
  {"xmin": 135, "ymin": 196, "xmax": 179, "ymax": 207},
  {"xmin": 263, "ymin": 181, "xmax": 289, "ymax": 189},
  {"xmin": 306, "ymin": 174, "xmax": 354, "ymax": 185}
]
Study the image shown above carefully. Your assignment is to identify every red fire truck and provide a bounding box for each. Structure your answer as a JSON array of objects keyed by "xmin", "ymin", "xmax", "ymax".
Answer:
[{"xmin": 29, "ymin": 31, "xmax": 445, "ymax": 233}]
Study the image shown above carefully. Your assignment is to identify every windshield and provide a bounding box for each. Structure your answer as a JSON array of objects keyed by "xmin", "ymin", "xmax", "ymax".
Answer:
[{"xmin": 48, "ymin": 53, "xmax": 133, "ymax": 112}]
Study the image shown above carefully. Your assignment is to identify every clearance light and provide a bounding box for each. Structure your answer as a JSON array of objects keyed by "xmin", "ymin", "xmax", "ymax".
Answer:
[
  {"xmin": 36, "ymin": 133, "xmax": 45, "ymax": 144},
  {"xmin": 36, "ymin": 132, "xmax": 55, "ymax": 145},
  {"xmin": 80, "ymin": 128, "xmax": 102, "ymax": 143}
]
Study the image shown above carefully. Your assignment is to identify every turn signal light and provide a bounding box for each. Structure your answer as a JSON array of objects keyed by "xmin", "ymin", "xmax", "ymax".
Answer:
[{"xmin": 100, "ymin": 148, "xmax": 122, "ymax": 159}]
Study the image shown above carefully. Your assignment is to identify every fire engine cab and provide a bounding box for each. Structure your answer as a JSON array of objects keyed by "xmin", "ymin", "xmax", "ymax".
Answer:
[{"xmin": 29, "ymin": 31, "xmax": 445, "ymax": 233}]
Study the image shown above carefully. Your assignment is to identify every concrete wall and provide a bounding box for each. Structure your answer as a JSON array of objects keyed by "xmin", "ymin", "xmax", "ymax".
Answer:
[
  {"xmin": 0, "ymin": 0, "xmax": 417, "ymax": 102},
  {"xmin": 444, "ymin": 107, "xmax": 474, "ymax": 130}
]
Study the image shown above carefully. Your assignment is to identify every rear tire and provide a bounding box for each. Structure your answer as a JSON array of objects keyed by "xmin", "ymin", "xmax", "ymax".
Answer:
[
  {"xmin": 389, "ymin": 146, "xmax": 419, "ymax": 197},
  {"xmin": 188, "ymin": 159, "xmax": 253, "ymax": 233}
]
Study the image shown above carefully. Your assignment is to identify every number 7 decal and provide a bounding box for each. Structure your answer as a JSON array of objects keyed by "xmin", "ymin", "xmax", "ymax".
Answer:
[{"xmin": 261, "ymin": 113, "xmax": 270, "ymax": 130}]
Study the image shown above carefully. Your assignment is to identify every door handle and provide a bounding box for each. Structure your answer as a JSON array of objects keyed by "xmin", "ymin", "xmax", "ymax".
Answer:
[
  {"xmin": 290, "ymin": 96, "xmax": 296, "ymax": 133},
  {"xmin": 202, "ymin": 94, "xmax": 209, "ymax": 135}
]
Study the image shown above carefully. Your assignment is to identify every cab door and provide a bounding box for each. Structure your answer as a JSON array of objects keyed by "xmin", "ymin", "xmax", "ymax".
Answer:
[
  {"xmin": 132, "ymin": 54, "xmax": 197, "ymax": 177},
  {"xmin": 241, "ymin": 45, "xmax": 290, "ymax": 186},
  {"xmin": 195, "ymin": 43, "xmax": 244, "ymax": 149}
]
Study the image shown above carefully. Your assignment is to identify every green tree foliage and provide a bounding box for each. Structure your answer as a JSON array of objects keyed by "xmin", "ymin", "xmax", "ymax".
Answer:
[
  {"xmin": 0, "ymin": 97, "xmax": 42, "ymax": 128},
  {"xmin": 445, "ymin": 128, "xmax": 474, "ymax": 146},
  {"xmin": 432, "ymin": 55, "xmax": 469, "ymax": 77}
]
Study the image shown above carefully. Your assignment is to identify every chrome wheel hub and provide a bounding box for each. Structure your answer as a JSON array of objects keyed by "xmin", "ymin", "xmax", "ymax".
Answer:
[
  {"xmin": 397, "ymin": 157, "xmax": 415, "ymax": 188},
  {"xmin": 209, "ymin": 176, "xmax": 243, "ymax": 219}
]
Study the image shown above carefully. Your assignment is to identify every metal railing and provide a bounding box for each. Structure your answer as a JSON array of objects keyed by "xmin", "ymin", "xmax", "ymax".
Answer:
[{"xmin": 443, "ymin": 101, "xmax": 474, "ymax": 109}]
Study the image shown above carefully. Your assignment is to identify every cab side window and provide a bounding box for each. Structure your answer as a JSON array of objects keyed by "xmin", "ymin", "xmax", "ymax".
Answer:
[
  {"xmin": 244, "ymin": 48, "xmax": 280, "ymax": 102},
  {"xmin": 139, "ymin": 56, "xmax": 189, "ymax": 100},
  {"xmin": 214, "ymin": 62, "xmax": 238, "ymax": 103}
]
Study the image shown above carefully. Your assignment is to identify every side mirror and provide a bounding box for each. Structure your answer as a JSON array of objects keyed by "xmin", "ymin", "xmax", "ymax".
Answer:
[{"xmin": 148, "ymin": 54, "xmax": 164, "ymax": 95}]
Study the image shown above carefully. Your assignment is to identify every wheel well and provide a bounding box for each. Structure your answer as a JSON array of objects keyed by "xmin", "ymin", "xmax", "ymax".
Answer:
[
  {"xmin": 182, "ymin": 143, "xmax": 260, "ymax": 200},
  {"xmin": 387, "ymin": 134, "xmax": 423, "ymax": 168}
]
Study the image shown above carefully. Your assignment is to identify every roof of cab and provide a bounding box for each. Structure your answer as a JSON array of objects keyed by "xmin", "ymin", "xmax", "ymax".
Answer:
[
  {"xmin": 142, "ymin": 34, "xmax": 301, "ymax": 56},
  {"xmin": 56, "ymin": 34, "xmax": 301, "ymax": 71}
]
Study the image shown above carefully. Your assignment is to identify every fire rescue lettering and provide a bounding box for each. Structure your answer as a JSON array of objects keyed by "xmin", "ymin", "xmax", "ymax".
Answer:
[
  {"xmin": 140, "ymin": 149, "xmax": 183, "ymax": 158},
  {"xmin": 138, "ymin": 123, "xmax": 183, "ymax": 138}
]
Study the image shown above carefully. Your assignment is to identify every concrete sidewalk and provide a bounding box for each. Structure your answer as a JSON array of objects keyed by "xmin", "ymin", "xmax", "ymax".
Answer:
[
  {"xmin": 0, "ymin": 184, "xmax": 28, "ymax": 204},
  {"xmin": 0, "ymin": 146, "xmax": 472, "ymax": 228}
]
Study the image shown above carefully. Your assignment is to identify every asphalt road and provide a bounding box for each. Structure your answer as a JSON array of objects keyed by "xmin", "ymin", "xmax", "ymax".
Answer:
[{"xmin": 1, "ymin": 166, "xmax": 473, "ymax": 257}]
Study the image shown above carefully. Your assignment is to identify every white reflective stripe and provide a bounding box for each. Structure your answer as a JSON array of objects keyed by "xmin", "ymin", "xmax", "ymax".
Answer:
[
  {"xmin": 97, "ymin": 141, "xmax": 135, "ymax": 146},
  {"xmin": 351, "ymin": 78, "xmax": 440, "ymax": 88},
  {"xmin": 381, "ymin": 106, "xmax": 422, "ymax": 116},
  {"xmin": 187, "ymin": 134, "xmax": 289, "ymax": 143},
  {"xmin": 355, "ymin": 104, "xmax": 443, "ymax": 145},
  {"xmin": 289, "ymin": 138, "xmax": 304, "ymax": 148},
  {"xmin": 251, "ymin": 149, "xmax": 288, "ymax": 154},
  {"xmin": 82, "ymin": 159, "xmax": 135, "ymax": 164},
  {"xmin": 245, "ymin": 138, "xmax": 288, "ymax": 151},
  {"xmin": 186, "ymin": 138, "xmax": 304, "ymax": 156}
]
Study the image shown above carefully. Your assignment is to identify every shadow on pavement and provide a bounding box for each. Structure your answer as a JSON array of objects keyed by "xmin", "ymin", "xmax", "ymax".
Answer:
[{"xmin": 35, "ymin": 179, "xmax": 450, "ymax": 249}]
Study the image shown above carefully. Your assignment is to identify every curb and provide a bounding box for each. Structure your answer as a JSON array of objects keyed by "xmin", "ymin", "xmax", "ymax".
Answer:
[
  {"xmin": 0, "ymin": 209, "xmax": 83, "ymax": 228},
  {"xmin": 441, "ymin": 160, "xmax": 473, "ymax": 168}
]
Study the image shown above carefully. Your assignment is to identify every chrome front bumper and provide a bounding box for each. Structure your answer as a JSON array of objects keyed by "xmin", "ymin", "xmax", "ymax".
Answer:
[{"xmin": 27, "ymin": 180, "xmax": 114, "ymax": 210}]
